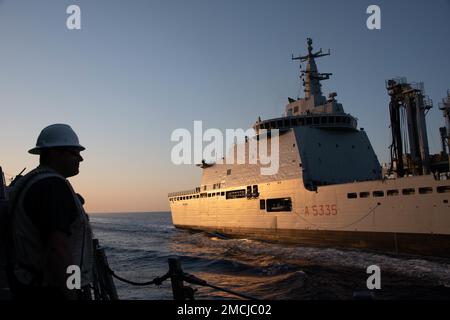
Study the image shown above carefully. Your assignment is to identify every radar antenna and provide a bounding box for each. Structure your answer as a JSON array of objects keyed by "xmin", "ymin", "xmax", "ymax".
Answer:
[{"xmin": 292, "ymin": 38, "xmax": 332, "ymax": 104}]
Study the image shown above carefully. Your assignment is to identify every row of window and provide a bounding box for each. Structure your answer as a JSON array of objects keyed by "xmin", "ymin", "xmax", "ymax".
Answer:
[
  {"xmin": 169, "ymin": 185, "xmax": 259, "ymax": 202},
  {"xmin": 347, "ymin": 185, "xmax": 450, "ymax": 199},
  {"xmin": 170, "ymin": 185, "xmax": 450, "ymax": 203},
  {"xmin": 169, "ymin": 191, "xmax": 293, "ymax": 214},
  {"xmin": 256, "ymin": 115, "xmax": 355, "ymax": 131},
  {"xmin": 169, "ymin": 192, "xmax": 224, "ymax": 201}
]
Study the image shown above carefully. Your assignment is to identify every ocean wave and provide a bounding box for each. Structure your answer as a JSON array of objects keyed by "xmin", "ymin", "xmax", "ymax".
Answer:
[{"xmin": 87, "ymin": 213, "xmax": 450, "ymax": 299}]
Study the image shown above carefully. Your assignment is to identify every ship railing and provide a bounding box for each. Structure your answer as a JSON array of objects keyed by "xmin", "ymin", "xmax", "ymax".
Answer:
[
  {"xmin": 168, "ymin": 188, "xmax": 201, "ymax": 198},
  {"xmin": 105, "ymin": 257, "xmax": 258, "ymax": 300},
  {"xmin": 254, "ymin": 114, "xmax": 357, "ymax": 132}
]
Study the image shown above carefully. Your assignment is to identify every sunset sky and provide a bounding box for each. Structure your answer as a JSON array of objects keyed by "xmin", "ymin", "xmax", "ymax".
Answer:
[{"xmin": 1, "ymin": 0, "xmax": 449, "ymax": 213}]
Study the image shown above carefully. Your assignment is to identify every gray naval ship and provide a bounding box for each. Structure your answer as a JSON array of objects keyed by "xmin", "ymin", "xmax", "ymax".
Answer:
[{"xmin": 169, "ymin": 38, "xmax": 450, "ymax": 258}]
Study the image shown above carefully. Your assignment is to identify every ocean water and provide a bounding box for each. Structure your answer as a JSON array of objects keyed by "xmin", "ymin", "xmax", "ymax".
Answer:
[{"xmin": 90, "ymin": 212, "xmax": 450, "ymax": 300}]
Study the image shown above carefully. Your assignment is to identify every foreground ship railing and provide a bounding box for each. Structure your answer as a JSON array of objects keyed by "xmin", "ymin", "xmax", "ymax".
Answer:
[{"xmin": 105, "ymin": 257, "xmax": 258, "ymax": 300}]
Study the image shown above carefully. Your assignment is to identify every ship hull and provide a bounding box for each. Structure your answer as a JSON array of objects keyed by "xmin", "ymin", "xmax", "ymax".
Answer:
[
  {"xmin": 174, "ymin": 224, "xmax": 450, "ymax": 257},
  {"xmin": 170, "ymin": 175, "xmax": 450, "ymax": 258}
]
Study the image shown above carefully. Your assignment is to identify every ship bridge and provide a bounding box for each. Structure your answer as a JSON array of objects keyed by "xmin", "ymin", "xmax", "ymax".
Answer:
[
  {"xmin": 253, "ymin": 112, "xmax": 358, "ymax": 132},
  {"xmin": 254, "ymin": 38, "xmax": 358, "ymax": 134}
]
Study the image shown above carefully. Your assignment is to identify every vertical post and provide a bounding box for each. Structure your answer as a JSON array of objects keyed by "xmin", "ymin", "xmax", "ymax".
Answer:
[
  {"xmin": 0, "ymin": 166, "xmax": 9, "ymax": 294},
  {"xmin": 415, "ymin": 94, "xmax": 431, "ymax": 175},
  {"xmin": 98, "ymin": 247, "xmax": 119, "ymax": 300},
  {"xmin": 93, "ymin": 239, "xmax": 119, "ymax": 300},
  {"xmin": 168, "ymin": 258, "xmax": 185, "ymax": 300},
  {"xmin": 0, "ymin": 166, "xmax": 7, "ymax": 200}
]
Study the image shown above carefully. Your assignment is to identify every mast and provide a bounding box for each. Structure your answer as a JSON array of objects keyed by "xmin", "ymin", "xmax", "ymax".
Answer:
[{"xmin": 292, "ymin": 38, "xmax": 332, "ymax": 106}]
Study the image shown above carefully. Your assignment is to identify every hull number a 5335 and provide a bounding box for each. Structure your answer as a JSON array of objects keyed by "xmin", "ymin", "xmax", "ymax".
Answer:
[{"xmin": 302, "ymin": 204, "xmax": 337, "ymax": 216}]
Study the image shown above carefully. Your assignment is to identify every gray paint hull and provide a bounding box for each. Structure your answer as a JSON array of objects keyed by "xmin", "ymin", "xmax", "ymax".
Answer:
[{"xmin": 174, "ymin": 224, "xmax": 450, "ymax": 258}]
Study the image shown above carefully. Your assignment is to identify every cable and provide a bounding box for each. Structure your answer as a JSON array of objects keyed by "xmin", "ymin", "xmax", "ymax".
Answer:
[
  {"xmin": 105, "ymin": 264, "xmax": 257, "ymax": 300},
  {"xmin": 106, "ymin": 265, "xmax": 169, "ymax": 287},
  {"xmin": 182, "ymin": 272, "xmax": 258, "ymax": 300}
]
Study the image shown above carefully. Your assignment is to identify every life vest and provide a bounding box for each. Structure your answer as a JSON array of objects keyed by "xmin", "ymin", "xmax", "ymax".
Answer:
[{"xmin": 8, "ymin": 165, "xmax": 94, "ymax": 288}]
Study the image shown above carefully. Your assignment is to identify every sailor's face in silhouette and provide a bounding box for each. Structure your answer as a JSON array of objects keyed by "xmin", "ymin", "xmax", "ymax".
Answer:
[{"xmin": 46, "ymin": 147, "xmax": 84, "ymax": 178}]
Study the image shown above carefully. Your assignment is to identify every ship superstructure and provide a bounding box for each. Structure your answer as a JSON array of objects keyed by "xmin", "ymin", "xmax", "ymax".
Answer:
[{"xmin": 168, "ymin": 39, "xmax": 450, "ymax": 258}]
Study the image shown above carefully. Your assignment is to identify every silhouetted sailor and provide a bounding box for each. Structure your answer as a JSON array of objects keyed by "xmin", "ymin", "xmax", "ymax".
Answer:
[{"xmin": 6, "ymin": 124, "xmax": 94, "ymax": 300}]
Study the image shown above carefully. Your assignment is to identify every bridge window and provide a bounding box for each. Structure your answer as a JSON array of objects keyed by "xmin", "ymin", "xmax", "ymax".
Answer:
[
  {"xmin": 402, "ymin": 188, "xmax": 415, "ymax": 195},
  {"xmin": 227, "ymin": 169, "xmax": 231, "ymax": 175},
  {"xmin": 267, "ymin": 198, "xmax": 292, "ymax": 212},
  {"xmin": 387, "ymin": 189, "xmax": 399, "ymax": 196},
  {"xmin": 373, "ymin": 191, "xmax": 384, "ymax": 197},
  {"xmin": 313, "ymin": 117, "xmax": 320, "ymax": 125},
  {"xmin": 360, "ymin": 192, "xmax": 370, "ymax": 198},
  {"xmin": 437, "ymin": 186, "xmax": 450, "ymax": 193},
  {"xmin": 347, "ymin": 193, "xmax": 357, "ymax": 199},
  {"xmin": 419, "ymin": 187, "xmax": 433, "ymax": 194}
]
